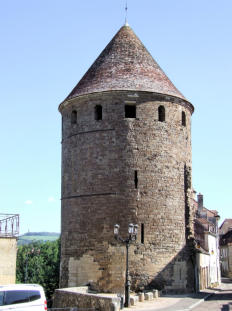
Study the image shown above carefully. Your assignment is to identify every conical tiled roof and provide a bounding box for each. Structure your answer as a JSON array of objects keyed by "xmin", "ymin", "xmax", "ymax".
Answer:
[{"xmin": 65, "ymin": 25, "xmax": 186, "ymax": 101}]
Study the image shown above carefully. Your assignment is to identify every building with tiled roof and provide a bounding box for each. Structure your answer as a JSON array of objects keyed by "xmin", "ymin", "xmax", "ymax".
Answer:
[
  {"xmin": 219, "ymin": 219, "xmax": 232, "ymax": 235},
  {"xmin": 59, "ymin": 23, "xmax": 196, "ymax": 295},
  {"xmin": 195, "ymin": 217, "xmax": 216, "ymax": 233},
  {"xmin": 194, "ymin": 193, "xmax": 221, "ymax": 289},
  {"xmin": 219, "ymin": 220, "xmax": 232, "ymax": 278},
  {"xmin": 220, "ymin": 229, "xmax": 232, "ymax": 278}
]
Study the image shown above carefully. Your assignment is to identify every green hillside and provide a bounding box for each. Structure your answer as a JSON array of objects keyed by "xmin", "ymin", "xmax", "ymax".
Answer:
[{"xmin": 18, "ymin": 232, "xmax": 60, "ymax": 245}]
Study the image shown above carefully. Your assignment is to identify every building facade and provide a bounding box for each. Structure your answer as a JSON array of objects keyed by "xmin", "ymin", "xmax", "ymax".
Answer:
[
  {"xmin": 194, "ymin": 194, "xmax": 221, "ymax": 290},
  {"xmin": 220, "ymin": 220, "xmax": 232, "ymax": 278},
  {"xmin": 59, "ymin": 24, "xmax": 196, "ymax": 293},
  {"xmin": 0, "ymin": 214, "xmax": 19, "ymax": 284}
]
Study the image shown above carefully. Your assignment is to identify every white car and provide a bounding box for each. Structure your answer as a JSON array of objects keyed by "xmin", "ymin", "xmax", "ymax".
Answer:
[{"xmin": 0, "ymin": 284, "xmax": 47, "ymax": 310}]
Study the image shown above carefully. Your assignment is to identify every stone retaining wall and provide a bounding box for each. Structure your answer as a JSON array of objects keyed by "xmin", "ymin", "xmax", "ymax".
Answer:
[{"xmin": 53, "ymin": 288, "xmax": 121, "ymax": 311}]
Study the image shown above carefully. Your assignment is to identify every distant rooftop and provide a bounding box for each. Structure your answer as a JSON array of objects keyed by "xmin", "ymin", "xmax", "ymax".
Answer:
[
  {"xmin": 220, "ymin": 218, "xmax": 232, "ymax": 235},
  {"xmin": 0, "ymin": 214, "xmax": 19, "ymax": 238}
]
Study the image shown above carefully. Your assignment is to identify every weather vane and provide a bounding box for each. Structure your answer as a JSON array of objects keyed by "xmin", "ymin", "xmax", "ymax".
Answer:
[{"xmin": 125, "ymin": 0, "xmax": 128, "ymax": 25}]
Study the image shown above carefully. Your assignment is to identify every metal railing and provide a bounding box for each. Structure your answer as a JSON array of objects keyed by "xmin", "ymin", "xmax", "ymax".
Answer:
[{"xmin": 0, "ymin": 214, "xmax": 19, "ymax": 237}]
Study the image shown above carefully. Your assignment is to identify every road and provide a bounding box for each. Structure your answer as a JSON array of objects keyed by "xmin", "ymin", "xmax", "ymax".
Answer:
[{"xmin": 192, "ymin": 278, "xmax": 232, "ymax": 311}]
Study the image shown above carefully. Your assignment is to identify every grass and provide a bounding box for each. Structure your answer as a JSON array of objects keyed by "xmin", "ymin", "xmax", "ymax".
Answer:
[{"xmin": 18, "ymin": 232, "xmax": 60, "ymax": 245}]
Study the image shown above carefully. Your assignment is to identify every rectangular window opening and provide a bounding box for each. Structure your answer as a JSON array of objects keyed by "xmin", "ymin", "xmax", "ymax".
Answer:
[
  {"xmin": 125, "ymin": 105, "xmax": 136, "ymax": 118},
  {"xmin": 95, "ymin": 105, "xmax": 102, "ymax": 120},
  {"xmin": 141, "ymin": 223, "xmax": 144, "ymax": 244},
  {"xmin": 134, "ymin": 170, "xmax": 138, "ymax": 189}
]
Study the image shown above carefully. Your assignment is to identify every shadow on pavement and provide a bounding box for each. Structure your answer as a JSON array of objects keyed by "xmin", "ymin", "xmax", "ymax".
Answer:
[
  {"xmin": 161, "ymin": 278, "xmax": 232, "ymax": 304},
  {"xmin": 205, "ymin": 292, "xmax": 232, "ymax": 300},
  {"xmin": 162, "ymin": 292, "xmax": 209, "ymax": 299},
  {"xmin": 221, "ymin": 277, "xmax": 232, "ymax": 284}
]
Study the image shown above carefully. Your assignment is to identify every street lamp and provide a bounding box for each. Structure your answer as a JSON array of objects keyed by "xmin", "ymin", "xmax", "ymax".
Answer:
[
  {"xmin": 114, "ymin": 223, "xmax": 138, "ymax": 307},
  {"xmin": 25, "ymin": 248, "xmax": 40, "ymax": 283}
]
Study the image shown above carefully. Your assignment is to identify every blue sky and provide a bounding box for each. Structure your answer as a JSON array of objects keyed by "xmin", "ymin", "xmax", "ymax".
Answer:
[{"xmin": 1, "ymin": 0, "xmax": 231, "ymax": 234}]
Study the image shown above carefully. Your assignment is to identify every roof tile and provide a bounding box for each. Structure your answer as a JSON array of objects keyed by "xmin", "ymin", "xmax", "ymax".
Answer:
[{"xmin": 65, "ymin": 25, "xmax": 188, "ymax": 101}]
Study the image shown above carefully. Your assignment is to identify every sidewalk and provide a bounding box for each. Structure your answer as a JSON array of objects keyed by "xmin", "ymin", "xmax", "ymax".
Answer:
[{"xmin": 125, "ymin": 288, "xmax": 217, "ymax": 311}]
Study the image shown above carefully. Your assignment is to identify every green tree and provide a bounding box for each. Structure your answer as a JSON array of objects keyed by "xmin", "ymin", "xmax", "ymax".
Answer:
[{"xmin": 16, "ymin": 239, "xmax": 60, "ymax": 306}]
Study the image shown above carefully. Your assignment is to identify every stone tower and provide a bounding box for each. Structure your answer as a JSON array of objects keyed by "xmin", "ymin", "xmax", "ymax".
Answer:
[{"xmin": 59, "ymin": 24, "xmax": 195, "ymax": 293}]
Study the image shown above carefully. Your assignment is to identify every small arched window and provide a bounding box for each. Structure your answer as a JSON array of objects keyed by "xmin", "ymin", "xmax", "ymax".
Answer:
[
  {"xmin": 95, "ymin": 105, "xmax": 102, "ymax": 121},
  {"xmin": 71, "ymin": 110, "xmax": 77, "ymax": 125},
  {"xmin": 182, "ymin": 111, "xmax": 186, "ymax": 127},
  {"xmin": 158, "ymin": 105, "xmax": 165, "ymax": 122}
]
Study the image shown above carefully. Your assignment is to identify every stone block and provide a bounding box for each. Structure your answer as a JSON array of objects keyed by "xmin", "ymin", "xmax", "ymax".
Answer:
[
  {"xmin": 152, "ymin": 289, "xmax": 159, "ymax": 298},
  {"xmin": 130, "ymin": 295, "xmax": 138, "ymax": 306},
  {"xmin": 144, "ymin": 292, "xmax": 153, "ymax": 301},
  {"xmin": 138, "ymin": 292, "xmax": 144, "ymax": 302},
  {"xmin": 110, "ymin": 302, "xmax": 120, "ymax": 311}
]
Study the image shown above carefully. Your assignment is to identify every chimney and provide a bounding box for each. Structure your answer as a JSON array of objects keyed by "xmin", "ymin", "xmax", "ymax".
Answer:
[{"xmin": 197, "ymin": 193, "xmax": 203, "ymax": 211}]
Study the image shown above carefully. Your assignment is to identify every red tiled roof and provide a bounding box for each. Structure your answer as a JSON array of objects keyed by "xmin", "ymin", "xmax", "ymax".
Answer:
[
  {"xmin": 64, "ymin": 25, "xmax": 191, "ymax": 104},
  {"xmin": 220, "ymin": 219, "xmax": 232, "ymax": 228},
  {"xmin": 200, "ymin": 207, "xmax": 219, "ymax": 218},
  {"xmin": 220, "ymin": 219, "xmax": 232, "ymax": 235},
  {"xmin": 196, "ymin": 218, "xmax": 210, "ymax": 225}
]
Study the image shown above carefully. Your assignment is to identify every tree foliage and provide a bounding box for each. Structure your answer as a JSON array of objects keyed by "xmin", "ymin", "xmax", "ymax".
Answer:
[{"xmin": 16, "ymin": 239, "xmax": 60, "ymax": 306}]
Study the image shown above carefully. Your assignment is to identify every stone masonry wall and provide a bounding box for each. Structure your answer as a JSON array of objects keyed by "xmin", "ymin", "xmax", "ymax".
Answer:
[
  {"xmin": 60, "ymin": 90, "xmax": 194, "ymax": 293},
  {"xmin": 0, "ymin": 237, "xmax": 17, "ymax": 284},
  {"xmin": 53, "ymin": 287, "xmax": 120, "ymax": 311}
]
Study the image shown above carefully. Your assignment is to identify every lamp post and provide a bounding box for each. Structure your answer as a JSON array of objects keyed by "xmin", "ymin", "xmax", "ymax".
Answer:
[
  {"xmin": 114, "ymin": 223, "xmax": 138, "ymax": 307},
  {"xmin": 25, "ymin": 248, "xmax": 40, "ymax": 283}
]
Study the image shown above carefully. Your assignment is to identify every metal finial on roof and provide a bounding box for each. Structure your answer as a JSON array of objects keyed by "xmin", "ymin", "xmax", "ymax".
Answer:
[{"xmin": 125, "ymin": 0, "xmax": 129, "ymax": 26}]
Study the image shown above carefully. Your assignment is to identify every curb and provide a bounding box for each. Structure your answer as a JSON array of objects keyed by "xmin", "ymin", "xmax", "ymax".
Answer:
[
  {"xmin": 124, "ymin": 290, "xmax": 217, "ymax": 311},
  {"xmin": 188, "ymin": 292, "xmax": 214, "ymax": 310},
  {"xmin": 178, "ymin": 291, "xmax": 215, "ymax": 311}
]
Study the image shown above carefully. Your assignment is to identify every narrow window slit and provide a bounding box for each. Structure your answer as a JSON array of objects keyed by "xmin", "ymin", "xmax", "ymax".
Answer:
[
  {"xmin": 141, "ymin": 223, "xmax": 144, "ymax": 244},
  {"xmin": 134, "ymin": 170, "xmax": 138, "ymax": 189},
  {"xmin": 95, "ymin": 105, "xmax": 102, "ymax": 120},
  {"xmin": 182, "ymin": 111, "xmax": 186, "ymax": 126},
  {"xmin": 125, "ymin": 105, "xmax": 136, "ymax": 118},
  {"xmin": 71, "ymin": 110, "xmax": 77, "ymax": 124},
  {"xmin": 158, "ymin": 105, "xmax": 165, "ymax": 122}
]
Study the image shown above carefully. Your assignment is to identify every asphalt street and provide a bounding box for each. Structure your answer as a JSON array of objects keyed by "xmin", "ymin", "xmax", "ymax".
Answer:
[
  {"xmin": 128, "ymin": 278, "xmax": 232, "ymax": 311},
  {"xmin": 192, "ymin": 278, "xmax": 232, "ymax": 311}
]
